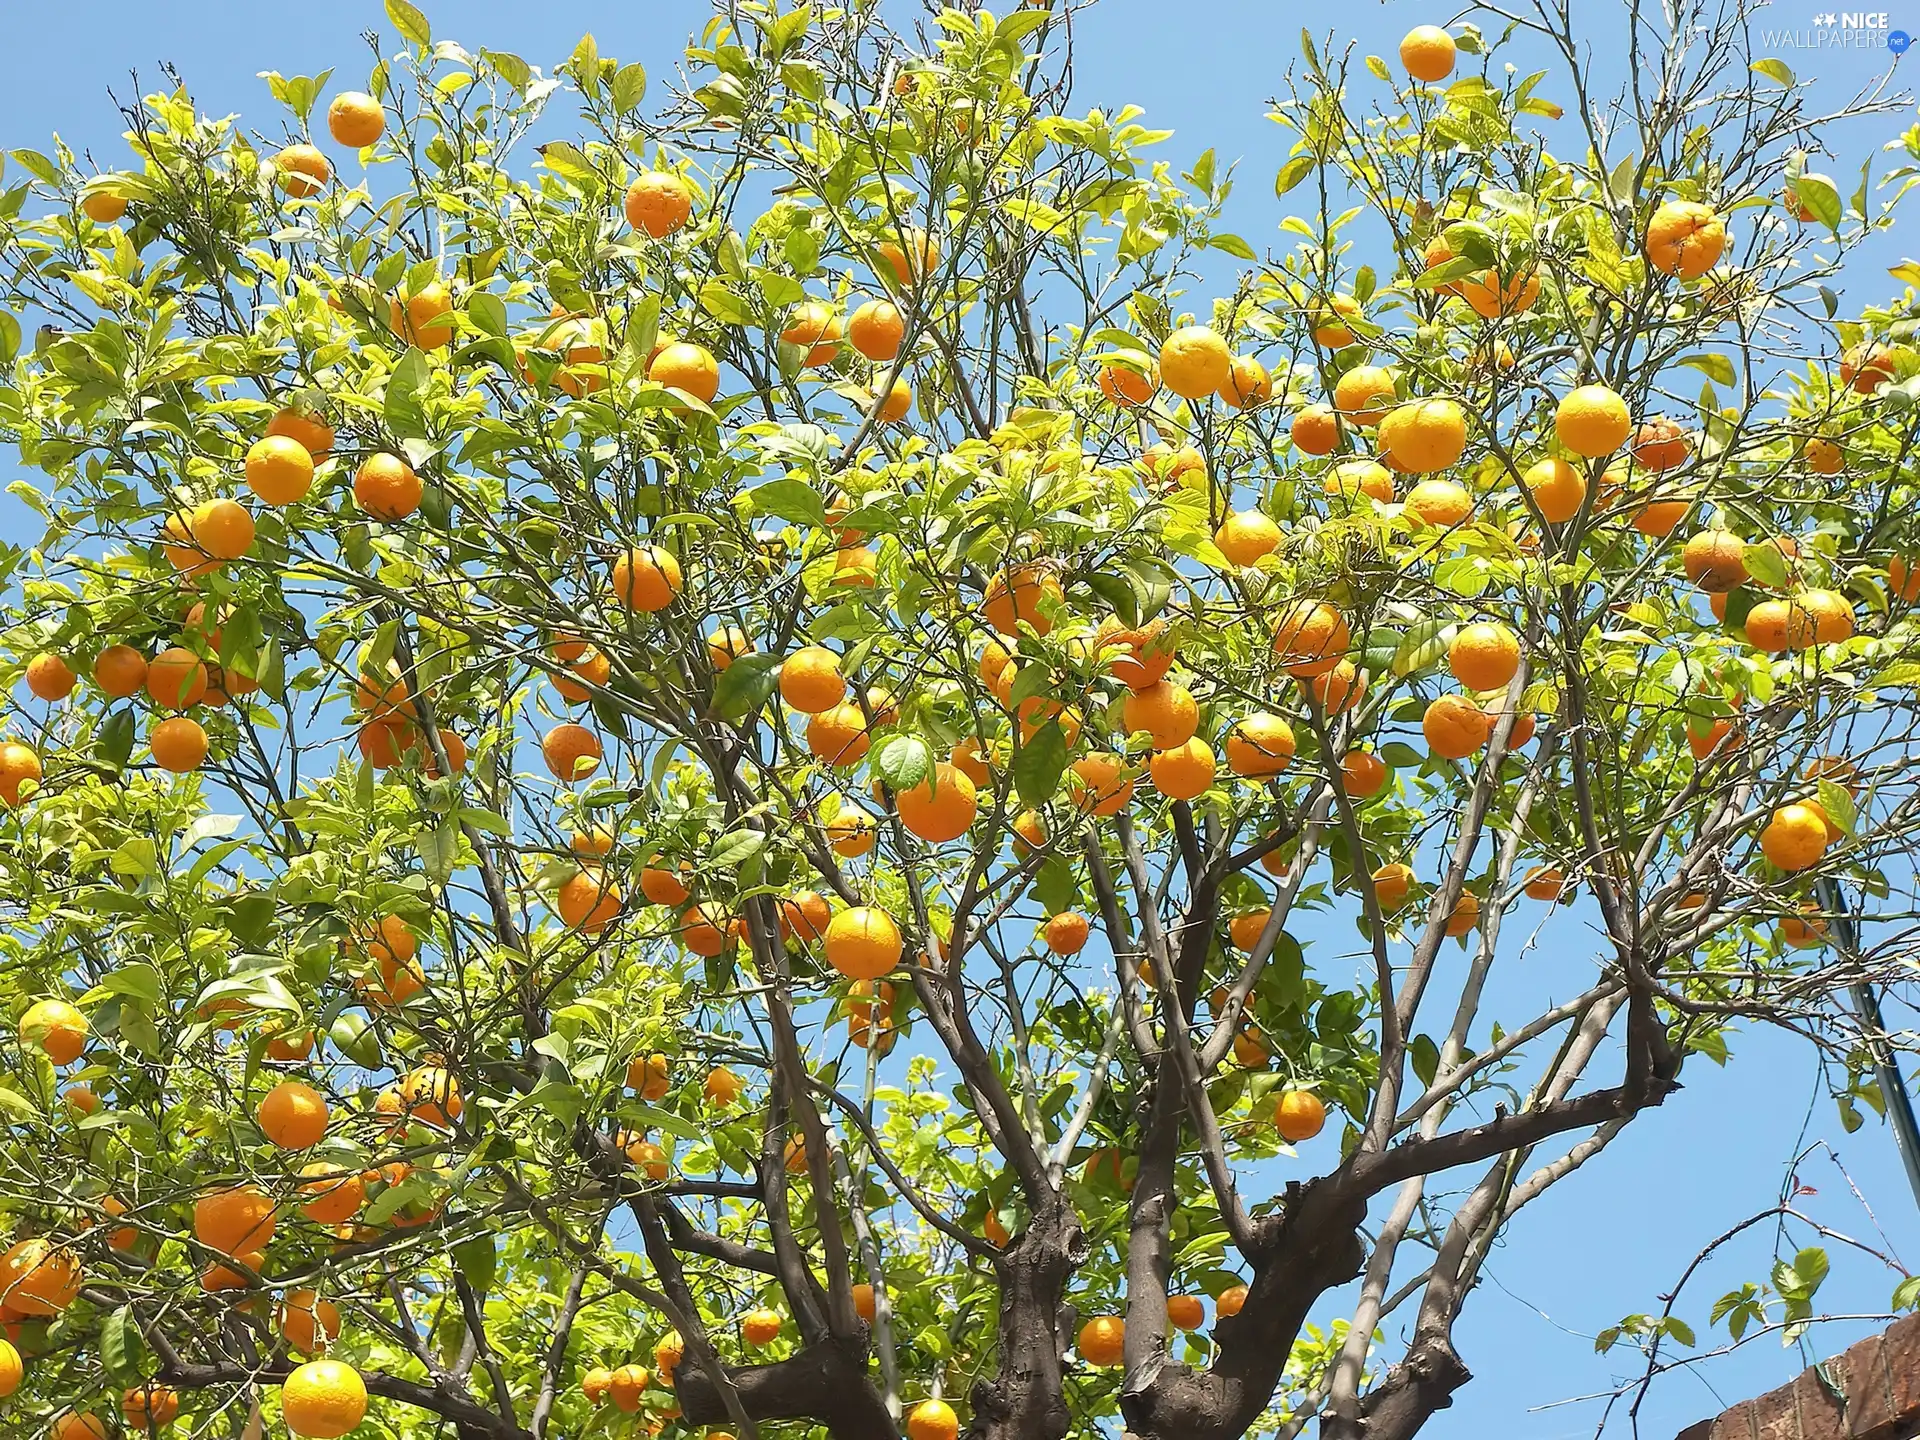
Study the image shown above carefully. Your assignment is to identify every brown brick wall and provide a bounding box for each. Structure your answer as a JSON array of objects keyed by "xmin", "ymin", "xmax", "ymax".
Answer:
[{"xmin": 1676, "ymin": 1314, "xmax": 1920, "ymax": 1440}]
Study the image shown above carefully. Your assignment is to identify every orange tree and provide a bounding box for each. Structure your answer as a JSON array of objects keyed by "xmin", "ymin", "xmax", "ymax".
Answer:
[{"xmin": 2, "ymin": 2, "xmax": 1920, "ymax": 1438}]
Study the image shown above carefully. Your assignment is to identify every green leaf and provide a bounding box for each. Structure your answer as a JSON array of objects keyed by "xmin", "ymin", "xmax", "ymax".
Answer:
[
  {"xmin": 1892, "ymin": 1275, "xmax": 1920, "ymax": 1311},
  {"xmin": 1751, "ymin": 58, "xmax": 1795, "ymax": 88},
  {"xmin": 386, "ymin": 0, "xmax": 431, "ymax": 47},
  {"xmin": 329, "ymin": 1012, "xmax": 383, "ymax": 1067},
  {"xmin": 467, "ymin": 291, "xmax": 508, "ymax": 338},
  {"xmin": 101, "ymin": 1306, "xmax": 150, "ymax": 1383},
  {"xmin": 420, "ymin": 822, "xmax": 459, "ymax": 883},
  {"xmin": 97, "ymin": 708, "xmax": 134, "ymax": 769},
  {"xmin": 1274, "ymin": 155, "xmax": 1314, "ymax": 198},
  {"xmin": 873, "ymin": 733, "xmax": 935, "ymax": 792},
  {"xmin": 699, "ymin": 281, "xmax": 757, "ymax": 327},
  {"xmin": 569, "ymin": 34, "xmax": 601, "ymax": 100},
  {"xmin": 1794, "ymin": 172, "xmax": 1843, "ymax": 231},
  {"xmin": 1409, "ymin": 1033, "xmax": 1440, "ymax": 1087},
  {"xmin": 1741, "ymin": 540, "xmax": 1790, "ymax": 589},
  {"xmin": 1816, "ymin": 779, "xmax": 1857, "ymax": 838},
  {"xmin": 385, "ymin": 347, "xmax": 431, "ymax": 441},
  {"xmin": 611, "ymin": 63, "xmax": 648, "ymax": 113},
  {"xmin": 712, "ymin": 653, "xmax": 780, "ymax": 721},
  {"xmin": 453, "ymin": 1235, "xmax": 497, "ymax": 1295},
  {"xmin": 708, "ymin": 830, "xmax": 768, "ymax": 869},
  {"xmin": 1390, "ymin": 617, "xmax": 1447, "ymax": 677},
  {"xmin": 1014, "ymin": 720, "xmax": 1068, "ymax": 806},
  {"xmin": 1676, "ymin": 352, "xmax": 1735, "ymax": 386},
  {"xmin": 749, "ymin": 479, "xmax": 827, "ymax": 527}
]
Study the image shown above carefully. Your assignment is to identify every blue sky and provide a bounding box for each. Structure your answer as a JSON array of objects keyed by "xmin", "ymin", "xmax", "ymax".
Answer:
[{"xmin": 5, "ymin": 1, "xmax": 1920, "ymax": 1437}]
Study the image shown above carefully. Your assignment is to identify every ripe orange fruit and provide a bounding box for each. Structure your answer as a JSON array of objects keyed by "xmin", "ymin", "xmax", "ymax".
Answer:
[
  {"xmin": 1225, "ymin": 714, "xmax": 1296, "ymax": 777},
  {"xmin": 895, "ymin": 763, "xmax": 978, "ymax": 842},
  {"xmin": 1311, "ymin": 294, "xmax": 1362, "ymax": 349},
  {"xmin": 123, "ymin": 1386, "xmax": 181, "ymax": 1430},
  {"xmin": 1523, "ymin": 457, "xmax": 1586, "ymax": 524},
  {"xmin": 583, "ymin": 1367, "xmax": 612, "ymax": 1406},
  {"xmin": 190, "ymin": 498, "xmax": 255, "ymax": 560},
  {"xmin": 655, "ymin": 1331, "xmax": 685, "ymax": 1374},
  {"xmin": 1524, "ymin": 866, "xmax": 1568, "ymax": 902},
  {"xmin": 327, "ymin": 91, "xmax": 384, "ymax": 147},
  {"xmin": 300, "ymin": 1165, "xmax": 365, "ymax": 1224},
  {"xmin": 1457, "ymin": 268, "xmax": 1540, "ymax": 319},
  {"xmin": 1631, "ymin": 497, "xmax": 1691, "ymax": 538},
  {"xmin": 1043, "ymin": 911, "xmax": 1092, "ymax": 956},
  {"xmin": 1221, "ymin": 354, "xmax": 1272, "ymax": 407},
  {"xmin": 1448, "ymin": 622, "xmax": 1520, "ymax": 692},
  {"xmin": 258, "ymin": 1080, "xmax": 329, "ymax": 1149},
  {"xmin": 1328, "ymin": 460, "xmax": 1395, "ymax": 504},
  {"xmin": 608, "ymin": 1363, "xmax": 652, "ymax": 1411},
  {"xmin": 1097, "ymin": 360, "xmax": 1157, "ymax": 407},
  {"xmin": 1068, "ymin": 752, "xmax": 1135, "ymax": 814},
  {"xmin": 1403, "ymin": 478, "xmax": 1473, "ymax": 528},
  {"xmin": 1333, "ymin": 364, "xmax": 1395, "ymax": 424},
  {"xmin": 1166, "ymin": 1294, "xmax": 1207, "ymax": 1331},
  {"xmin": 1341, "ymin": 750, "xmax": 1387, "ymax": 798},
  {"xmin": 558, "ymin": 869, "xmax": 623, "ymax": 933},
  {"xmin": 983, "ymin": 565, "xmax": 1061, "ymax": 636},
  {"xmin": 1761, "ymin": 803, "xmax": 1830, "ymax": 871},
  {"xmin": 1555, "ymin": 385, "xmax": 1631, "ymax": 457},
  {"xmin": 25, "ymin": 653, "xmax": 75, "ymax": 701},
  {"xmin": 1804, "ymin": 437, "xmax": 1844, "ymax": 475},
  {"xmin": 1372, "ymin": 862, "xmax": 1416, "ymax": 912},
  {"xmin": 194, "ymin": 1184, "xmax": 276, "ymax": 1256},
  {"xmin": 781, "ymin": 300, "xmax": 844, "ymax": 367},
  {"xmin": 907, "ymin": 1398, "xmax": 961, "ymax": 1440},
  {"xmin": 647, "ymin": 341, "xmax": 720, "ymax": 403},
  {"xmin": 624, "ymin": 171, "xmax": 694, "ymax": 237},
  {"xmin": 827, "ymin": 810, "xmax": 876, "ymax": 856},
  {"xmin": 1682, "ymin": 531, "xmax": 1748, "ymax": 592},
  {"xmin": 638, "ymin": 865, "xmax": 691, "ymax": 907},
  {"xmin": 1122, "ymin": 681, "xmax": 1199, "ymax": 750},
  {"xmin": 147, "ymin": 647, "xmax": 209, "ymax": 710},
  {"xmin": 1159, "ymin": 326, "xmax": 1232, "ymax": 398},
  {"xmin": 1215, "ymin": 509, "xmax": 1281, "ymax": 567},
  {"xmin": 1780, "ymin": 903, "xmax": 1829, "ymax": 950},
  {"xmin": 1424, "ymin": 694, "xmax": 1491, "ymax": 759},
  {"xmin": 1095, "ymin": 619, "xmax": 1175, "ymax": 692},
  {"xmin": 611, "ymin": 543, "xmax": 684, "ymax": 612},
  {"xmin": 1801, "ymin": 588, "xmax": 1856, "ymax": 643},
  {"xmin": 275, "ymin": 143, "xmax": 332, "ymax": 197},
  {"xmin": 282, "ymin": 1359, "xmax": 368, "ymax": 1439},
  {"xmin": 0, "ymin": 742, "xmax": 41, "ymax": 807},
  {"xmin": 627, "ymin": 1052, "xmax": 673, "ymax": 1099},
  {"xmin": 246, "ymin": 434, "xmax": 316, "ymax": 505},
  {"xmin": 1272, "ymin": 599, "xmax": 1350, "ymax": 677},
  {"xmin": 1645, "ymin": 201, "xmax": 1727, "ymax": 279},
  {"xmin": 553, "ymin": 649, "xmax": 611, "ymax": 703},
  {"xmin": 388, "ymin": 280, "xmax": 455, "ymax": 349},
  {"xmin": 824, "ymin": 906, "xmax": 903, "ymax": 980},
  {"xmin": 0, "ymin": 1236, "xmax": 81, "ymax": 1315},
  {"xmin": 81, "ymin": 189, "xmax": 127, "ymax": 223},
  {"xmin": 780, "ymin": 890, "xmax": 833, "ymax": 944},
  {"xmin": 704, "ymin": 1067, "xmax": 745, "ymax": 1108},
  {"xmin": 52, "ymin": 1413, "xmax": 109, "ymax": 1440},
  {"xmin": 876, "ymin": 377, "xmax": 913, "ymax": 422},
  {"xmin": 1889, "ymin": 555, "xmax": 1920, "ymax": 602},
  {"xmin": 1843, "ymin": 342, "xmax": 1898, "ymax": 394},
  {"xmin": 848, "ymin": 299, "xmax": 905, "ymax": 361},
  {"xmin": 1291, "ymin": 403, "xmax": 1342, "ymax": 454},
  {"xmin": 1631, "ymin": 417, "xmax": 1692, "ymax": 471},
  {"xmin": 1400, "ymin": 24, "xmax": 1457, "ymax": 81},
  {"xmin": 278, "ymin": 1290, "xmax": 342, "ymax": 1356},
  {"xmin": 1229, "ymin": 910, "xmax": 1272, "ymax": 951},
  {"xmin": 743, "ymin": 1308, "xmax": 784, "ymax": 1346},
  {"xmin": 20, "ymin": 999, "xmax": 87, "ymax": 1064},
  {"xmin": 1744, "ymin": 597, "xmax": 1815, "ymax": 653},
  {"xmin": 807, "ymin": 702, "xmax": 872, "ymax": 766},
  {"xmin": 541, "ymin": 723, "xmax": 603, "ymax": 782},
  {"xmin": 1444, "ymin": 891, "xmax": 1481, "ymax": 937},
  {"xmin": 1305, "ymin": 659, "xmax": 1365, "ymax": 715},
  {"xmin": 1078, "ymin": 1316, "xmax": 1125, "ymax": 1366},
  {"xmin": 875, "ymin": 227, "xmax": 938, "ymax": 287},
  {"xmin": 353, "ymin": 453, "xmax": 422, "ymax": 521},
  {"xmin": 265, "ymin": 407, "xmax": 334, "ymax": 458},
  {"xmin": 1149, "ymin": 737, "xmax": 1215, "ymax": 800},
  {"xmin": 1379, "ymin": 399, "xmax": 1468, "ymax": 472},
  {"xmin": 1275, "ymin": 1089, "xmax": 1327, "ymax": 1142}
]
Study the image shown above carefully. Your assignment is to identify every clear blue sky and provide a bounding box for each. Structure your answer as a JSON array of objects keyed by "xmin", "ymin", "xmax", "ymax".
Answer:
[{"xmin": 4, "ymin": 2, "xmax": 1918, "ymax": 1437}]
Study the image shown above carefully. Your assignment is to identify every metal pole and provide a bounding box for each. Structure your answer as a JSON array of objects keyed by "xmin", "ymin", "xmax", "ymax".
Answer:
[{"xmin": 1819, "ymin": 877, "xmax": 1920, "ymax": 1209}]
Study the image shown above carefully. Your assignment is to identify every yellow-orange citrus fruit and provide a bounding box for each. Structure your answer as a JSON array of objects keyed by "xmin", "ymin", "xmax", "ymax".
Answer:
[
  {"xmin": 1159, "ymin": 326, "xmax": 1232, "ymax": 399},
  {"xmin": 1400, "ymin": 25, "xmax": 1457, "ymax": 81},
  {"xmin": 1078, "ymin": 1315, "xmax": 1125, "ymax": 1366},
  {"xmin": 625, "ymin": 171, "xmax": 694, "ymax": 237},
  {"xmin": 327, "ymin": 91, "xmax": 384, "ymax": 147},
  {"xmin": 824, "ymin": 906, "xmax": 904, "ymax": 980},
  {"xmin": 1645, "ymin": 201, "xmax": 1727, "ymax": 279},
  {"xmin": 611, "ymin": 544, "xmax": 684, "ymax": 612},
  {"xmin": 282, "ymin": 1359, "xmax": 368, "ymax": 1439},
  {"xmin": 1555, "ymin": 385, "xmax": 1631, "ymax": 458},
  {"xmin": 1275, "ymin": 1089, "xmax": 1327, "ymax": 1142},
  {"xmin": 258, "ymin": 1080, "xmax": 329, "ymax": 1149}
]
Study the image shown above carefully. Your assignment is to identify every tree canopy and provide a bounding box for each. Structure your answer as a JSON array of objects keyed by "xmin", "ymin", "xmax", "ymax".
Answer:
[{"xmin": 3, "ymin": 2, "xmax": 1920, "ymax": 1439}]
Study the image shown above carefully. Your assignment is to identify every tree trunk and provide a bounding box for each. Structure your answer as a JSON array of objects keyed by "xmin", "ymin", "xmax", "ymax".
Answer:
[{"xmin": 968, "ymin": 1196, "xmax": 1084, "ymax": 1440}]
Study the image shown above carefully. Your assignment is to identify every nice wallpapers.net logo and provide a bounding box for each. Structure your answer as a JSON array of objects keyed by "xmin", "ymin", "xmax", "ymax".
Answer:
[{"xmin": 1764, "ymin": 11, "xmax": 1912, "ymax": 49}]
